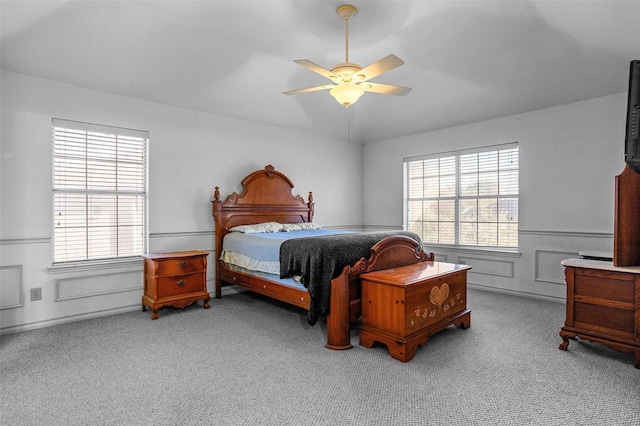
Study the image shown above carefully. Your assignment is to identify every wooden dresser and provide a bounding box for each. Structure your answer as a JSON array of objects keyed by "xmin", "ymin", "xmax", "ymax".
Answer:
[
  {"xmin": 142, "ymin": 250, "xmax": 211, "ymax": 319},
  {"xmin": 359, "ymin": 261, "xmax": 471, "ymax": 362},
  {"xmin": 559, "ymin": 258, "xmax": 640, "ymax": 368}
]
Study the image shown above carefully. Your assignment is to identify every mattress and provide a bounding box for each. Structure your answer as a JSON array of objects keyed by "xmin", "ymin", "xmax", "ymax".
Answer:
[{"xmin": 220, "ymin": 228, "xmax": 350, "ymax": 289}]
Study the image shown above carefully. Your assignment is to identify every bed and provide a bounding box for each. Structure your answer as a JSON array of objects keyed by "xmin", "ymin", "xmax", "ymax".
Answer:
[{"xmin": 212, "ymin": 165, "xmax": 434, "ymax": 349}]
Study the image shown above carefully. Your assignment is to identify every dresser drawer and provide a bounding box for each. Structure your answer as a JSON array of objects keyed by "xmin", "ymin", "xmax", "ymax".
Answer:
[
  {"xmin": 574, "ymin": 302, "xmax": 634, "ymax": 335},
  {"xmin": 574, "ymin": 268, "xmax": 634, "ymax": 303},
  {"xmin": 156, "ymin": 257, "xmax": 205, "ymax": 276}
]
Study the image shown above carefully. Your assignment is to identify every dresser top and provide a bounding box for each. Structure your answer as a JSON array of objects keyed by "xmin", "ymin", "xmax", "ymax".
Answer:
[{"xmin": 561, "ymin": 258, "xmax": 640, "ymax": 274}]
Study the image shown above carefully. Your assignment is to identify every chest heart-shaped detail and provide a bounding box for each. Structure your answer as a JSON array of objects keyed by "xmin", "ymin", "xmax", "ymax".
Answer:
[{"xmin": 430, "ymin": 283, "xmax": 450, "ymax": 308}]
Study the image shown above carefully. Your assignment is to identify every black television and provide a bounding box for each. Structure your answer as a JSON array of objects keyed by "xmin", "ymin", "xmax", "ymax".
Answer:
[{"xmin": 625, "ymin": 59, "xmax": 640, "ymax": 174}]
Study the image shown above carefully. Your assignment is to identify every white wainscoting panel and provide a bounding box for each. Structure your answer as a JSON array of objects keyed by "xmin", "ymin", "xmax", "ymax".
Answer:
[
  {"xmin": 458, "ymin": 256, "xmax": 514, "ymax": 277},
  {"xmin": 56, "ymin": 271, "xmax": 142, "ymax": 301},
  {"xmin": 0, "ymin": 265, "xmax": 24, "ymax": 309},
  {"xmin": 436, "ymin": 253, "xmax": 448, "ymax": 262},
  {"xmin": 535, "ymin": 250, "xmax": 579, "ymax": 284},
  {"xmin": 432, "ymin": 252, "xmax": 448, "ymax": 262}
]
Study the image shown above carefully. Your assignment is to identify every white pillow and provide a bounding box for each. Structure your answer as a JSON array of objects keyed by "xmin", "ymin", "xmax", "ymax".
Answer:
[
  {"xmin": 282, "ymin": 222, "xmax": 321, "ymax": 232},
  {"xmin": 229, "ymin": 222, "xmax": 283, "ymax": 233}
]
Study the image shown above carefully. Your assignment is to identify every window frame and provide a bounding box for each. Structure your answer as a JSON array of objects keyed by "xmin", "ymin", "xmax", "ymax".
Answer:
[
  {"xmin": 403, "ymin": 142, "xmax": 519, "ymax": 251},
  {"xmin": 51, "ymin": 118, "xmax": 149, "ymax": 266}
]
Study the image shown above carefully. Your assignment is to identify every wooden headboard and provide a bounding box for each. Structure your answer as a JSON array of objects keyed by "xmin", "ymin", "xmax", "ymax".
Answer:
[{"xmin": 211, "ymin": 164, "xmax": 315, "ymax": 270}]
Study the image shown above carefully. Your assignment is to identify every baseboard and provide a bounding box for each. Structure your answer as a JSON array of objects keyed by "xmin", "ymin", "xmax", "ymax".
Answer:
[
  {"xmin": 468, "ymin": 283, "xmax": 565, "ymax": 304},
  {"xmin": 0, "ymin": 290, "xmax": 230, "ymax": 336},
  {"xmin": 221, "ymin": 284, "xmax": 248, "ymax": 296},
  {"xmin": 1, "ymin": 285, "xmax": 560, "ymax": 335},
  {"xmin": 0, "ymin": 304, "xmax": 142, "ymax": 336}
]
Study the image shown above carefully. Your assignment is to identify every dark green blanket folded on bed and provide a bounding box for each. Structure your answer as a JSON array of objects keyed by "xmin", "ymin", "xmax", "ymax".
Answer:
[{"xmin": 279, "ymin": 231, "xmax": 421, "ymax": 325}]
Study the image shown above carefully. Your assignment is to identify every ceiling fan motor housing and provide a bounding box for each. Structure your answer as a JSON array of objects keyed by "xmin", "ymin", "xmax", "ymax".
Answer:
[{"xmin": 331, "ymin": 63, "xmax": 364, "ymax": 83}]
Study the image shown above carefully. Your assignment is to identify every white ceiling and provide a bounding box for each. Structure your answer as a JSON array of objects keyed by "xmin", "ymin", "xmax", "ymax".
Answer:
[{"xmin": 1, "ymin": 1, "xmax": 639, "ymax": 144}]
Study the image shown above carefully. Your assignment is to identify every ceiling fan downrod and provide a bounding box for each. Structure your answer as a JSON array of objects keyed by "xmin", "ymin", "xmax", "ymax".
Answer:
[{"xmin": 337, "ymin": 4, "xmax": 357, "ymax": 65}]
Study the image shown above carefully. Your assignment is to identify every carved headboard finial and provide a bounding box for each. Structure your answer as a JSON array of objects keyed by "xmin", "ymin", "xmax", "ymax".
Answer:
[
  {"xmin": 265, "ymin": 164, "xmax": 275, "ymax": 177},
  {"xmin": 213, "ymin": 186, "xmax": 220, "ymax": 201}
]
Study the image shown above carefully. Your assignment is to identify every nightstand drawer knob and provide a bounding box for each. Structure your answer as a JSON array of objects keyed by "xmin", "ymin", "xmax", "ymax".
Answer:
[
  {"xmin": 178, "ymin": 262, "xmax": 187, "ymax": 268},
  {"xmin": 176, "ymin": 280, "xmax": 186, "ymax": 287}
]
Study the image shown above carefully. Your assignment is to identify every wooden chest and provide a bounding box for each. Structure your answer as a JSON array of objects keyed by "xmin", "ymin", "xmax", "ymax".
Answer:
[
  {"xmin": 559, "ymin": 259, "xmax": 640, "ymax": 368},
  {"xmin": 359, "ymin": 261, "xmax": 471, "ymax": 362},
  {"xmin": 142, "ymin": 250, "xmax": 211, "ymax": 319}
]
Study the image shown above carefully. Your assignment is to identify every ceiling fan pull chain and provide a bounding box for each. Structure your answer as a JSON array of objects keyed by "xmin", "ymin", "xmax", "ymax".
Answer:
[{"xmin": 346, "ymin": 106, "xmax": 351, "ymax": 145}]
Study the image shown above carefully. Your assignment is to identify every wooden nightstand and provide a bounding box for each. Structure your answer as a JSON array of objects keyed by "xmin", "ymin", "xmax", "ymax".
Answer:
[{"xmin": 142, "ymin": 250, "xmax": 211, "ymax": 319}]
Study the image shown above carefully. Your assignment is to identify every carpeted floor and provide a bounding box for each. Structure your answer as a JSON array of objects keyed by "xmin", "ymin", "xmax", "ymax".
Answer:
[{"xmin": 1, "ymin": 288, "xmax": 638, "ymax": 426}]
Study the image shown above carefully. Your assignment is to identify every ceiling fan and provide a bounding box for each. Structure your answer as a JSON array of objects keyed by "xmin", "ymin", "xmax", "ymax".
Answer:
[{"xmin": 283, "ymin": 4, "xmax": 411, "ymax": 108}]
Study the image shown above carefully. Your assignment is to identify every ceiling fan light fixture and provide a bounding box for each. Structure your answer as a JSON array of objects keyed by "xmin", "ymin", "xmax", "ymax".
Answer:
[{"xmin": 330, "ymin": 83, "xmax": 364, "ymax": 107}]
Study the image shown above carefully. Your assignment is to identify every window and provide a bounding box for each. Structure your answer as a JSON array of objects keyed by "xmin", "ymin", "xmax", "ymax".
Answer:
[
  {"xmin": 403, "ymin": 143, "xmax": 518, "ymax": 249},
  {"xmin": 52, "ymin": 119, "xmax": 148, "ymax": 264}
]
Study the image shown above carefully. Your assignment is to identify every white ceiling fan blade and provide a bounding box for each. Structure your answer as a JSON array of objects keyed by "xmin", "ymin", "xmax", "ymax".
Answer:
[
  {"xmin": 294, "ymin": 59, "xmax": 338, "ymax": 81},
  {"xmin": 282, "ymin": 84, "xmax": 335, "ymax": 96},
  {"xmin": 360, "ymin": 82, "xmax": 412, "ymax": 96},
  {"xmin": 356, "ymin": 54, "xmax": 405, "ymax": 82}
]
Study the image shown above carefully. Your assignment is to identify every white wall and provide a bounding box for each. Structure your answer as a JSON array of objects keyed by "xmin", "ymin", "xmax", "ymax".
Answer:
[
  {"xmin": 0, "ymin": 70, "xmax": 362, "ymax": 332},
  {"xmin": 363, "ymin": 93, "xmax": 628, "ymax": 300},
  {"xmin": 2, "ymin": 67, "xmax": 629, "ymax": 332}
]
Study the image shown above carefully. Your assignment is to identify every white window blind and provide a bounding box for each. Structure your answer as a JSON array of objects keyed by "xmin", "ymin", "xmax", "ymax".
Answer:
[
  {"xmin": 403, "ymin": 143, "xmax": 519, "ymax": 249},
  {"xmin": 52, "ymin": 119, "xmax": 148, "ymax": 263}
]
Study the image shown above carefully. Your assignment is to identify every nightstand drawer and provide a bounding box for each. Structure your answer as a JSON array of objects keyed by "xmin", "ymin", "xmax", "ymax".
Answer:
[
  {"xmin": 157, "ymin": 274, "xmax": 204, "ymax": 298},
  {"xmin": 156, "ymin": 257, "xmax": 205, "ymax": 276}
]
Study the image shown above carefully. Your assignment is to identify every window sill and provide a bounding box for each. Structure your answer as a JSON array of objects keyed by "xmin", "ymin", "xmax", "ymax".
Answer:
[
  {"xmin": 48, "ymin": 257, "xmax": 144, "ymax": 274},
  {"xmin": 425, "ymin": 244, "xmax": 522, "ymax": 258}
]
